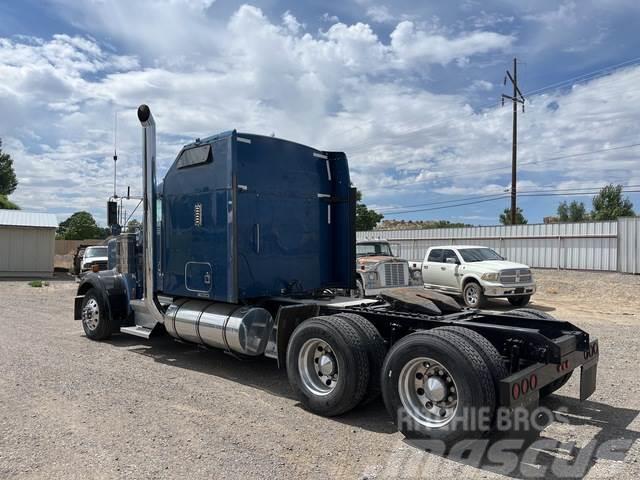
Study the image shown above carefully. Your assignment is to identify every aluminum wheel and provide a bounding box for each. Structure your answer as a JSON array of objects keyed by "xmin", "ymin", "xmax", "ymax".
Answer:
[
  {"xmin": 398, "ymin": 357, "xmax": 458, "ymax": 428},
  {"xmin": 82, "ymin": 298, "xmax": 100, "ymax": 331},
  {"xmin": 298, "ymin": 338, "xmax": 339, "ymax": 396},
  {"xmin": 465, "ymin": 284, "xmax": 480, "ymax": 306}
]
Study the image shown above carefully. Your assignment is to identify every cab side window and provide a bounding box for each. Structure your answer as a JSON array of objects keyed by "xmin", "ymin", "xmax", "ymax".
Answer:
[
  {"xmin": 442, "ymin": 249, "xmax": 459, "ymax": 264},
  {"xmin": 427, "ymin": 249, "xmax": 443, "ymax": 262}
]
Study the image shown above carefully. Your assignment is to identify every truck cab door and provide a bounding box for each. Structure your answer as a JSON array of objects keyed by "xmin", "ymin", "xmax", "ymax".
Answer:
[
  {"xmin": 422, "ymin": 248, "xmax": 442, "ymax": 287},
  {"xmin": 440, "ymin": 249, "xmax": 462, "ymax": 289}
]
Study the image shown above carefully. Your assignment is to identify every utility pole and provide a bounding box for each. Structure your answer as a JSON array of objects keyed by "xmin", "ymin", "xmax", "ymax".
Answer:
[{"xmin": 501, "ymin": 58, "xmax": 525, "ymax": 224}]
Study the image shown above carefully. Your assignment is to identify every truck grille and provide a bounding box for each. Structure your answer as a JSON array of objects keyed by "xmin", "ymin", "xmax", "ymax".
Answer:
[
  {"xmin": 88, "ymin": 261, "xmax": 108, "ymax": 272},
  {"xmin": 383, "ymin": 263, "xmax": 406, "ymax": 286},
  {"xmin": 500, "ymin": 269, "xmax": 532, "ymax": 284}
]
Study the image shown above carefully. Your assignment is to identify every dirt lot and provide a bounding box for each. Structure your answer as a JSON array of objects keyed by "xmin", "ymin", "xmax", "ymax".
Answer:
[{"xmin": 1, "ymin": 269, "xmax": 639, "ymax": 479}]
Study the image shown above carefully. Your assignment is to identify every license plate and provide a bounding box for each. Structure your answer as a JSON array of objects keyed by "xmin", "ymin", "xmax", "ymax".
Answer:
[{"xmin": 515, "ymin": 287, "xmax": 524, "ymax": 294}]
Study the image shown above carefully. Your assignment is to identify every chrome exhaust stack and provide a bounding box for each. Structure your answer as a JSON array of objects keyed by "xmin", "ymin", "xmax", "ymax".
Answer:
[
  {"xmin": 129, "ymin": 104, "xmax": 164, "ymax": 329},
  {"xmin": 126, "ymin": 104, "xmax": 273, "ymax": 352}
]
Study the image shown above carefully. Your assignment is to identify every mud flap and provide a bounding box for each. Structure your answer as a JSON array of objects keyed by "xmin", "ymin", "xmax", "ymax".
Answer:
[{"xmin": 580, "ymin": 363, "xmax": 597, "ymax": 401}]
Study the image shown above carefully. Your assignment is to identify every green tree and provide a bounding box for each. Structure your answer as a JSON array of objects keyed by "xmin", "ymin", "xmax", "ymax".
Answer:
[
  {"xmin": 557, "ymin": 200, "xmax": 587, "ymax": 222},
  {"xmin": 355, "ymin": 189, "xmax": 383, "ymax": 231},
  {"xmin": 127, "ymin": 219, "xmax": 141, "ymax": 231},
  {"xmin": 57, "ymin": 211, "xmax": 105, "ymax": 240},
  {"xmin": 0, "ymin": 194, "xmax": 20, "ymax": 210},
  {"xmin": 0, "ymin": 139, "xmax": 18, "ymax": 196},
  {"xmin": 591, "ymin": 184, "xmax": 634, "ymax": 220},
  {"xmin": 499, "ymin": 207, "xmax": 527, "ymax": 225}
]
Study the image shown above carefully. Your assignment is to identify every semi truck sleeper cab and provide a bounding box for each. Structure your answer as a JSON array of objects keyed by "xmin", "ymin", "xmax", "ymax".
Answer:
[{"xmin": 74, "ymin": 105, "xmax": 598, "ymax": 444}]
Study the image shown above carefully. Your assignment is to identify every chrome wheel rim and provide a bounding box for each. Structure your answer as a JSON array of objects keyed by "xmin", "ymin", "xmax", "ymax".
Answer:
[
  {"xmin": 465, "ymin": 284, "xmax": 479, "ymax": 305},
  {"xmin": 298, "ymin": 338, "xmax": 339, "ymax": 396},
  {"xmin": 398, "ymin": 357, "xmax": 459, "ymax": 428},
  {"xmin": 82, "ymin": 298, "xmax": 100, "ymax": 331}
]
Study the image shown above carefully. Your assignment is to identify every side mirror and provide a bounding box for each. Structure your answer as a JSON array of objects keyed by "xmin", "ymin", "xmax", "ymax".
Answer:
[
  {"xmin": 445, "ymin": 257, "xmax": 458, "ymax": 264},
  {"xmin": 107, "ymin": 201, "xmax": 118, "ymax": 226}
]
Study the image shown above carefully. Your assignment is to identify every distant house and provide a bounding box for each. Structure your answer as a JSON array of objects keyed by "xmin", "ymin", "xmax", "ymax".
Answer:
[{"xmin": 0, "ymin": 211, "xmax": 58, "ymax": 277}]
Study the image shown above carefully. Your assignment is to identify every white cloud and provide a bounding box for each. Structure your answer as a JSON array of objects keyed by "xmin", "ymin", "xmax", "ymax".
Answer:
[
  {"xmin": 1, "ymin": 3, "xmax": 638, "ymax": 225},
  {"xmin": 469, "ymin": 79, "xmax": 493, "ymax": 91},
  {"xmin": 390, "ymin": 21, "xmax": 514, "ymax": 66},
  {"xmin": 366, "ymin": 6, "xmax": 395, "ymax": 23}
]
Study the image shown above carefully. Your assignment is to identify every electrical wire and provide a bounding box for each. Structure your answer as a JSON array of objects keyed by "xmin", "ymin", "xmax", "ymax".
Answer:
[
  {"xmin": 379, "ymin": 186, "xmax": 640, "ymax": 215},
  {"xmin": 377, "ymin": 184, "xmax": 640, "ymax": 213},
  {"xmin": 362, "ymin": 142, "xmax": 640, "ymax": 191}
]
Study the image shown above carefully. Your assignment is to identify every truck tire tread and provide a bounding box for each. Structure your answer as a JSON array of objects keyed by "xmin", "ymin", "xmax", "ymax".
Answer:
[
  {"xmin": 286, "ymin": 315, "xmax": 370, "ymax": 417},
  {"xmin": 333, "ymin": 313, "xmax": 386, "ymax": 404},
  {"xmin": 433, "ymin": 326, "xmax": 508, "ymax": 394},
  {"xmin": 381, "ymin": 330, "xmax": 496, "ymax": 444}
]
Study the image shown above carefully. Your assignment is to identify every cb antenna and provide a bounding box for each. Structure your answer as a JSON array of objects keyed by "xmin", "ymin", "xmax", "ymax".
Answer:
[{"xmin": 113, "ymin": 111, "xmax": 118, "ymax": 198}]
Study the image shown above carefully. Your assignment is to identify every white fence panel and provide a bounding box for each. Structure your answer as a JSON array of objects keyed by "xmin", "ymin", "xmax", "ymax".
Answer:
[{"xmin": 618, "ymin": 217, "xmax": 640, "ymax": 274}]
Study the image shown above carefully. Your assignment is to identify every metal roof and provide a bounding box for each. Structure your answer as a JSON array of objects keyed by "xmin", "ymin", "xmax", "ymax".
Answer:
[{"xmin": 0, "ymin": 210, "xmax": 58, "ymax": 229}]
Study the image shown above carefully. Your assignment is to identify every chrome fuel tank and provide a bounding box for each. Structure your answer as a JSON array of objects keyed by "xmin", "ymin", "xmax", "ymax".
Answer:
[{"xmin": 164, "ymin": 300, "xmax": 274, "ymax": 356}]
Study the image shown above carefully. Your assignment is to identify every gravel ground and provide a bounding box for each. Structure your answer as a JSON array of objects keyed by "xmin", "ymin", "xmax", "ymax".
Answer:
[{"xmin": 1, "ymin": 270, "xmax": 639, "ymax": 479}]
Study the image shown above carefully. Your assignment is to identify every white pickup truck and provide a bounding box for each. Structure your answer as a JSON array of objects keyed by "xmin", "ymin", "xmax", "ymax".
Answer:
[{"xmin": 419, "ymin": 245, "xmax": 536, "ymax": 308}]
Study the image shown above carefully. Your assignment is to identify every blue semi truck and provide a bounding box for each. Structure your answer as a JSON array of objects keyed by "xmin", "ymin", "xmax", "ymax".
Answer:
[{"xmin": 75, "ymin": 105, "xmax": 599, "ymax": 443}]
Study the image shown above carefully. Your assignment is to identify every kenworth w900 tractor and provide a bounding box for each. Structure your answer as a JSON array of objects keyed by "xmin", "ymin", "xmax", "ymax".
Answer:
[{"xmin": 74, "ymin": 105, "xmax": 598, "ymax": 444}]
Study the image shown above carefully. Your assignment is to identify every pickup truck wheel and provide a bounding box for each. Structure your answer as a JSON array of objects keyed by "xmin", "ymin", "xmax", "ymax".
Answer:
[
  {"xmin": 333, "ymin": 313, "xmax": 386, "ymax": 404},
  {"xmin": 351, "ymin": 279, "xmax": 365, "ymax": 298},
  {"xmin": 287, "ymin": 316, "xmax": 370, "ymax": 417},
  {"xmin": 381, "ymin": 330, "xmax": 496, "ymax": 444},
  {"xmin": 508, "ymin": 295, "xmax": 531, "ymax": 307},
  {"xmin": 463, "ymin": 281, "xmax": 485, "ymax": 308},
  {"xmin": 81, "ymin": 288, "xmax": 113, "ymax": 340}
]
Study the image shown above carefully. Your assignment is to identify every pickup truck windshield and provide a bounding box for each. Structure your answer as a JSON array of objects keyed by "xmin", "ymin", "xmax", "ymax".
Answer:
[
  {"xmin": 356, "ymin": 243, "xmax": 392, "ymax": 257},
  {"xmin": 84, "ymin": 247, "xmax": 107, "ymax": 258},
  {"xmin": 459, "ymin": 248, "xmax": 503, "ymax": 262}
]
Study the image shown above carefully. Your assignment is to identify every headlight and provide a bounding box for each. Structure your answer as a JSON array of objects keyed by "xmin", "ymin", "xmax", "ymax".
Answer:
[{"xmin": 481, "ymin": 272, "xmax": 499, "ymax": 281}]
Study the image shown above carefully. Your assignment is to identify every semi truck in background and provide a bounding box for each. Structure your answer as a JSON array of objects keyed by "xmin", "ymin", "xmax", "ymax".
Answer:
[
  {"xmin": 352, "ymin": 239, "xmax": 422, "ymax": 297},
  {"xmin": 74, "ymin": 105, "xmax": 599, "ymax": 444}
]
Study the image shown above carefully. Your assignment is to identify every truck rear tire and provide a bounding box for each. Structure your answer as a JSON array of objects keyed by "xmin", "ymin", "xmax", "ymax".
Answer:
[
  {"xmin": 510, "ymin": 308, "xmax": 555, "ymax": 320},
  {"xmin": 463, "ymin": 281, "xmax": 485, "ymax": 308},
  {"xmin": 286, "ymin": 316, "xmax": 370, "ymax": 417},
  {"xmin": 333, "ymin": 313, "xmax": 386, "ymax": 404},
  {"xmin": 433, "ymin": 326, "xmax": 507, "ymax": 399},
  {"xmin": 508, "ymin": 295, "xmax": 531, "ymax": 307},
  {"xmin": 540, "ymin": 372, "xmax": 573, "ymax": 398},
  {"xmin": 381, "ymin": 330, "xmax": 496, "ymax": 444},
  {"xmin": 80, "ymin": 288, "xmax": 113, "ymax": 340}
]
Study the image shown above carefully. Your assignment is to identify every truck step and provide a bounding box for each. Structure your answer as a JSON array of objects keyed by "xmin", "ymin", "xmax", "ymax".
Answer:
[{"xmin": 120, "ymin": 326, "xmax": 154, "ymax": 339}]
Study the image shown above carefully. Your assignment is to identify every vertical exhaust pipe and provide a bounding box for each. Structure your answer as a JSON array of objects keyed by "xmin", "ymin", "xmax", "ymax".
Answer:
[{"xmin": 132, "ymin": 104, "xmax": 164, "ymax": 327}]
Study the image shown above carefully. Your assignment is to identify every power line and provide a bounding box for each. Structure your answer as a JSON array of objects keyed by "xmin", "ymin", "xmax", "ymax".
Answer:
[
  {"xmin": 369, "ymin": 142, "xmax": 640, "ymax": 190},
  {"xmin": 376, "ymin": 183, "xmax": 640, "ymax": 213},
  {"xmin": 379, "ymin": 185, "xmax": 640, "ymax": 215},
  {"xmin": 382, "ymin": 195, "xmax": 510, "ymax": 215}
]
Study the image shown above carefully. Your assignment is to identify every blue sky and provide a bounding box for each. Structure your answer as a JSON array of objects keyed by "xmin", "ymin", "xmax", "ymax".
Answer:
[{"xmin": 1, "ymin": 0, "xmax": 639, "ymax": 226}]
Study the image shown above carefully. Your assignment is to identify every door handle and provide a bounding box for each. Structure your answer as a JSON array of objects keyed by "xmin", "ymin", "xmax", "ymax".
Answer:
[{"xmin": 440, "ymin": 266, "xmax": 446, "ymax": 271}]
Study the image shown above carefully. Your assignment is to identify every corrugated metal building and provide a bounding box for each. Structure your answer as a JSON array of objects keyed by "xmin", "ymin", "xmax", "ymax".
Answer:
[
  {"xmin": 357, "ymin": 217, "xmax": 639, "ymax": 273},
  {"xmin": 0, "ymin": 211, "xmax": 58, "ymax": 277}
]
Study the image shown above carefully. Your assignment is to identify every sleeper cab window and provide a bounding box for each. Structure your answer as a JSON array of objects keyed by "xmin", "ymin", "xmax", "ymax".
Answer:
[{"xmin": 177, "ymin": 144, "xmax": 213, "ymax": 169}]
